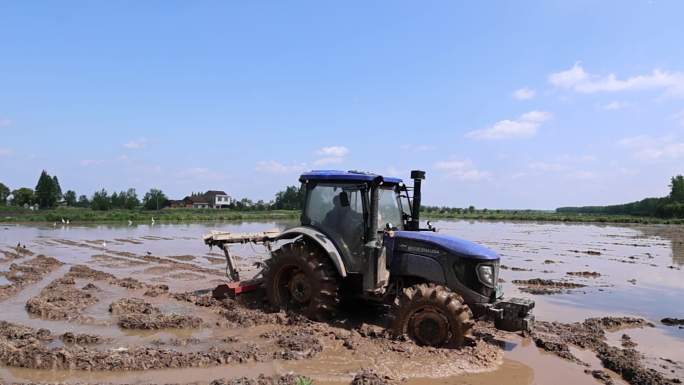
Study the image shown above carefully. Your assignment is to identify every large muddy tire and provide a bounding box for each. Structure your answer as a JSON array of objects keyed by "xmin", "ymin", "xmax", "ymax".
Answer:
[
  {"xmin": 391, "ymin": 284, "xmax": 474, "ymax": 348},
  {"xmin": 263, "ymin": 240, "xmax": 340, "ymax": 321}
]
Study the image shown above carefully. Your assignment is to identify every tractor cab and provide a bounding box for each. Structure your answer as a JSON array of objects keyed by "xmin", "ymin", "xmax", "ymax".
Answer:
[{"xmin": 299, "ymin": 170, "xmax": 407, "ymax": 274}]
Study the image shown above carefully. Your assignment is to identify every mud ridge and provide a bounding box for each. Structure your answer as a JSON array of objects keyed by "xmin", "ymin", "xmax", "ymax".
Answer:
[
  {"xmin": 0, "ymin": 255, "xmax": 63, "ymax": 300},
  {"xmin": 533, "ymin": 317, "xmax": 680, "ymax": 385},
  {"xmin": 109, "ymin": 298, "xmax": 203, "ymax": 329},
  {"xmin": 512, "ymin": 278, "xmax": 586, "ymax": 295},
  {"xmin": 567, "ymin": 271, "xmax": 602, "ymax": 278},
  {"xmin": 0, "ymin": 321, "xmax": 264, "ymax": 371}
]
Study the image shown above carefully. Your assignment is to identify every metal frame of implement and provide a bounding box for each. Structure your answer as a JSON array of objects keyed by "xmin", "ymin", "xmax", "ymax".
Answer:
[{"xmin": 203, "ymin": 230, "xmax": 281, "ymax": 298}]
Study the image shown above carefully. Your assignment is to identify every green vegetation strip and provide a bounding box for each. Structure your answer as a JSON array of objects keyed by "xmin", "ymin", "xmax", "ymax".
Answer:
[
  {"xmin": 3, "ymin": 207, "xmax": 684, "ymax": 225},
  {"xmin": 422, "ymin": 210, "xmax": 684, "ymax": 224},
  {"xmin": 0, "ymin": 208, "xmax": 300, "ymax": 223}
]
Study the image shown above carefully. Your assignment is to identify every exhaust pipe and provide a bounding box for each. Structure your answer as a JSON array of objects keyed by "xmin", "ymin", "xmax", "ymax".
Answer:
[{"xmin": 410, "ymin": 170, "xmax": 425, "ymax": 230}]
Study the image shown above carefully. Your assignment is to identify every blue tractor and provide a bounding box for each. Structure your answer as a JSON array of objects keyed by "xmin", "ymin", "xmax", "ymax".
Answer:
[{"xmin": 258, "ymin": 169, "xmax": 534, "ymax": 348}]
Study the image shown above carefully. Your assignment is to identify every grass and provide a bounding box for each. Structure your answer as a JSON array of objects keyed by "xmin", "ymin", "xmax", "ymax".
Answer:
[
  {"xmin": 422, "ymin": 210, "xmax": 684, "ymax": 225},
  {"xmin": 0, "ymin": 206, "xmax": 300, "ymax": 223},
  {"xmin": 2, "ymin": 206, "xmax": 683, "ymax": 225},
  {"xmin": 295, "ymin": 377, "xmax": 313, "ymax": 385}
]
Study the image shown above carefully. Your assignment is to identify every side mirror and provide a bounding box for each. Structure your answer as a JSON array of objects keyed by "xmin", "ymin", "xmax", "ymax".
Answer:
[{"xmin": 339, "ymin": 191, "xmax": 350, "ymax": 207}]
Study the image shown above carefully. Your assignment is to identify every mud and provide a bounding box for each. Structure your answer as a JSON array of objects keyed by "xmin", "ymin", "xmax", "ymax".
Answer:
[
  {"xmin": 210, "ymin": 374, "xmax": 309, "ymax": 385},
  {"xmin": 533, "ymin": 317, "xmax": 681, "ymax": 385},
  {"xmin": 25, "ymin": 276, "xmax": 99, "ymax": 321},
  {"xmin": 272, "ymin": 330, "xmax": 323, "ymax": 360},
  {"xmin": 661, "ymin": 318, "xmax": 684, "ymax": 327},
  {"xmin": 512, "ymin": 278, "xmax": 586, "ymax": 295},
  {"xmin": 0, "ymin": 255, "xmax": 63, "ymax": 300},
  {"xmin": 567, "ymin": 271, "xmax": 602, "ymax": 278},
  {"xmin": 0, "ymin": 320, "xmax": 263, "ymax": 371},
  {"xmin": 109, "ymin": 298, "xmax": 203, "ymax": 329}
]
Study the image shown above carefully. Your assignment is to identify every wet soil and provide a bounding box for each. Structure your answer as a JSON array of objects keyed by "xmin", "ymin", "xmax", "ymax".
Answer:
[
  {"xmin": 512, "ymin": 278, "xmax": 586, "ymax": 295},
  {"xmin": 532, "ymin": 317, "xmax": 681, "ymax": 385},
  {"xmin": 661, "ymin": 318, "xmax": 684, "ymax": 328},
  {"xmin": 0, "ymin": 255, "xmax": 63, "ymax": 300}
]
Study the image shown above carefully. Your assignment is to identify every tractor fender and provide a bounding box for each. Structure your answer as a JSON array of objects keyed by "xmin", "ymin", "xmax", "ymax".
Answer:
[
  {"xmin": 390, "ymin": 252, "xmax": 446, "ymax": 284},
  {"xmin": 274, "ymin": 226, "xmax": 348, "ymax": 278}
]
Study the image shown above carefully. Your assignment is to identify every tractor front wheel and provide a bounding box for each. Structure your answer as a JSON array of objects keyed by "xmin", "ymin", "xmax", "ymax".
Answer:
[
  {"xmin": 263, "ymin": 240, "xmax": 340, "ymax": 321},
  {"xmin": 391, "ymin": 284, "xmax": 474, "ymax": 348}
]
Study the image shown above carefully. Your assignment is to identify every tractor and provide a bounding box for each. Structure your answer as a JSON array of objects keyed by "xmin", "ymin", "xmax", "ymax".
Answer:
[{"xmin": 204, "ymin": 170, "xmax": 534, "ymax": 348}]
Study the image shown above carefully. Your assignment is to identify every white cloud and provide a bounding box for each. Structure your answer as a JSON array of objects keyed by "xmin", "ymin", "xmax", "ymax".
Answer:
[
  {"xmin": 549, "ymin": 63, "xmax": 684, "ymax": 96},
  {"xmin": 315, "ymin": 146, "xmax": 349, "ymax": 157},
  {"xmin": 0, "ymin": 118, "xmax": 12, "ymax": 127},
  {"xmin": 123, "ymin": 138, "xmax": 148, "ymax": 150},
  {"xmin": 255, "ymin": 160, "xmax": 306, "ymax": 174},
  {"xmin": 618, "ymin": 135, "xmax": 684, "ymax": 160},
  {"xmin": 314, "ymin": 145, "xmax": 349, "ymax": 166},
  {"xmin": 512, "ymin": 87, "xmax": 536, "ymax": 100},
  {"xmin": 434, "ymin": 159, "xmax": 491, "ymax": 181},
  {"xmin": 0, "ymin": 148, "xmax": 12, "ymax": 157},
  {"xmin": 600, "ymin": 101, "xmax": 628, "ymax": 110},
  {"xmin": 466, "ymin": 110, "xmax": 552, "ymax": 140},
  {"xmin": 80, "ymin": 159, "xmax": 104, "ymax": 166}
]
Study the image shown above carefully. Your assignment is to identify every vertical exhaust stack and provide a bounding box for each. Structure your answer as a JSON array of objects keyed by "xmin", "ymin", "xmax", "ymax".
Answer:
[{"xmin": 410, "ymin": 170, "xmax": 425, "ymax": 230}]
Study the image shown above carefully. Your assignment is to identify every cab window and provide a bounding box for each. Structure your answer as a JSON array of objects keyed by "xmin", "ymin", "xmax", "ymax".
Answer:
[{"xmin": 378, "ymin": 186, "xmax": 403, "ymax": 230}]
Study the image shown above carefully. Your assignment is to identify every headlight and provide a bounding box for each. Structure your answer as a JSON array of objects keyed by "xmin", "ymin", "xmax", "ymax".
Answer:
[{"xmin": 477, "ymin": 265, "xmax": 495, "ymax": 287}]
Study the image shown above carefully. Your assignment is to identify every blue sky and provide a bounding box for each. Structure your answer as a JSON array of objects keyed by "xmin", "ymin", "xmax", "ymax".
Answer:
[{"xmin": 1, "ymin": 1, "xmax": 684, "ymax": 209}]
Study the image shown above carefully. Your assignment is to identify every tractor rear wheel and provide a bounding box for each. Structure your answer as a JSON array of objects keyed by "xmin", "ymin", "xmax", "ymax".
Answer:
[
  {"xmin": 391, "ymin": 284, "xmax": 474, "ymax": 348},
  {"xmin": 263, "ymin": 240, "xmax": 340, "ymax": 321}
]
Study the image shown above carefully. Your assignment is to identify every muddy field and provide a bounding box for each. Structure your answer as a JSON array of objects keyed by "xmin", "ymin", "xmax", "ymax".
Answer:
[{"xmin": 0, "ymin": 220, "xmax": 683, "ymax": 385}]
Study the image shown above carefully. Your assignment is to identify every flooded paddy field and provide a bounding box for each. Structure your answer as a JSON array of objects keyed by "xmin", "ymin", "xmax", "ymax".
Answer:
[{"xmin": 0, "ymin": 220, "xmax": 682, "ymax": 385}]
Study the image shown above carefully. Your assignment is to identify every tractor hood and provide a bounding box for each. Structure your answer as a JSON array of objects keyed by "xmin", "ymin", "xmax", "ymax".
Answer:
[{"xmin": 393, "ymin": 231, "xmax": 499, "ymax": 260}]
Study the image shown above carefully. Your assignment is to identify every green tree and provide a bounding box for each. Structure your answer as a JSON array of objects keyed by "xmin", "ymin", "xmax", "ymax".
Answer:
[
  {"xmin": 468, "ymin": 205, "xmax": 475, "ymax": 213},
  {"xmin": 77, "ymin": 194, "xmax": 90, "ymax": 208},
  {"xmin": 52, "ymin": 175, "xmax": 62, "ymax": 202},
  {"xmin": 91, "ymin": 189, "xmax": 111, "ymax": 211},
  {"xmin": 143, "ymin": 188, "xmax": 168, "ymax": 210},
  {"xmin": 64, "ymin": 190, "xmax": 77, "ymax": 206},
  {"xmin": 123, "ymin": 188, "xmax": 140, "ymax": 209},
  {"xmin": 0, "ymin": 182, "xmax": 9, "ymax": 205},
  {"xmin": 273, "ymin": 185, "xmax": 304, "ymax": 210},
  {"xmin": 11, "ymin": 188, "xmax": 34, "ymax": 207},
  {"xmin": 110, "ymin": 192, "xmax": 122, "ymax": 209},
  {"xmin": 670, "ymin": 175, "xmax": 684, "ymax": 203},
  {"xmin": 35, "ymin": 170, "xmax": 58, "ymax": 209}
]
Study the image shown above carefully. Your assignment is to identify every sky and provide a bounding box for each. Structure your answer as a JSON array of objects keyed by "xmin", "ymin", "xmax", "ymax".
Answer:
[{"xmin": 1, "ymin": 1, "xmax": 684, "ymax": 209}]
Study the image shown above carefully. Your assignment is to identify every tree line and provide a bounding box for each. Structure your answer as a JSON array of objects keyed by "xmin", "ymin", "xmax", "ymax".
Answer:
[
  {"xmin": 0, "ymin": 171, "xmax": 169, "ymax": 211},
  {"xmin": 0, "ymin": 171, "xmax": 305, "ymax": 212},
  {"xmin": 557, "ymin": 175, "xmax": 684, "ymax": 218}
]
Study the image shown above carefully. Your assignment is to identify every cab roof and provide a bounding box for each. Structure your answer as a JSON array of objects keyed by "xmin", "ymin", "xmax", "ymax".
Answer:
[{"xmin": 300, "ymin": 170, "xmax": 403, "ymax": 184}]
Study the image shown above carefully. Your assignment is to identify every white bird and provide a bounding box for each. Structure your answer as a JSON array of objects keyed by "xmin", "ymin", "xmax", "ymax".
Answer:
[
  {"xmin": 66, "ymin": 219, "xmax": 70, "ymax": 225},
  {"xmin": 128, "ymin": 220, "xmax": 132, "ymax": 226},
  {"xmin": 61, "ymin": 218, "xmax": 65, "ymax": 224},
  {"xmin": 53, "ymin": 222, "xmax": 57, "ymax": 227},
  {"xmin": 102, "ymin": 241, "xmax": 107, "ymax": 249},
  {"xmin": 151, "ymin": 217, "xmax": 155, "ymax": 225}
]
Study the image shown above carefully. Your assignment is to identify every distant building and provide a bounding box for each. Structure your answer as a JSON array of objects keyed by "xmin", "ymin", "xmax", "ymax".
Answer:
[
  {"xmin": 204, "ymin": 190, "xmax": 232, "ymax": 209},
  {"xmin": 170, "ymin": 190, "xmax": 233, "ymax": 209}
]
